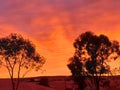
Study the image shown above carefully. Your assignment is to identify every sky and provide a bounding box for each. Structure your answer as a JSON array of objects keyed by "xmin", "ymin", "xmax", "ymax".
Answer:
[{"xmin": 0, "ymin": 0, "xmax": 120, "ymax": 78}]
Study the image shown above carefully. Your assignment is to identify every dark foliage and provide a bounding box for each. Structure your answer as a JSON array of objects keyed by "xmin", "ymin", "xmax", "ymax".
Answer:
[
  {"xmin": 68, "ymin": 31, "xmax": 120, "ymax": 90},
  {"xmin": 0, "ymin": 33, "xmax": 45, "ymax": 90}
]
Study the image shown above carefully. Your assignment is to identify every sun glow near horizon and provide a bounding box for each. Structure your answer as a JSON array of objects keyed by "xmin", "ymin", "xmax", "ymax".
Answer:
[{"xmin": 0, "ymin": 0, "xmax": 120, "ymax": 78}]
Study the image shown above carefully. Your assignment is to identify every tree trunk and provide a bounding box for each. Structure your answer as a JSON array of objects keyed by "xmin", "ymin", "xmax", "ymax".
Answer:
[
  {"xmin": 95, "ymin": 79, "xmax": 100, "ymax": 90},
  {"xmin": 11, "ymin": 70, "xmax": 15, "ymax": 90},
  {"xmin": 77, "ymin": 76, "xmax": 86, "ymax": 90},
  {"xmin": 11, "ymin": 78, "xmax": 15, "ymax": 90},
  {"xmin": 15, "ymin": 78, "xmax": 20, "ymax": 90}
]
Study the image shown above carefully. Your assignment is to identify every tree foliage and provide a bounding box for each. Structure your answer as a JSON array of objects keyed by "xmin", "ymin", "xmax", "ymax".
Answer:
[
  {"xmin": 0, "ymin": 33, "xmax": 45, "ymax": 90},
  {"xmin": 67, "ymin": 31, "xmax": 120, "ymax": 90}
]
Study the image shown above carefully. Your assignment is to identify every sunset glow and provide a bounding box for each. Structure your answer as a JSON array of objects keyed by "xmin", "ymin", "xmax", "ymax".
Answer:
[{"xmin": 0, "ymin": 0, "xmax": 120, "ymax": 78}]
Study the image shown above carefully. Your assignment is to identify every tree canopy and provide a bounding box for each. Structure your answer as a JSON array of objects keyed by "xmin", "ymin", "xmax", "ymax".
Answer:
[
  {"xmin": 0, "ymin": 33, "xmax": 45, "ymax": 90},
  {"xmin": 67, "ymin": 31, "xmax": 120, "ymax": 90}
]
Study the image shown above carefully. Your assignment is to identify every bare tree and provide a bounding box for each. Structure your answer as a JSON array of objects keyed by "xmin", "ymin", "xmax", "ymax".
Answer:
[
  {"xmin": 0, "ymin": 33, "xmax": 45, "ymax": 90},
  {"xmin": 67, "ymin": 31, "xmax": 120, "ymax": 90}
]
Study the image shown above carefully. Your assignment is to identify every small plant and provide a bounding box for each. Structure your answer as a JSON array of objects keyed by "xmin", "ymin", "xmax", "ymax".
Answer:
[{"xmin": 39, "ymin": 77, "xmax": 49, "ymax": 87}]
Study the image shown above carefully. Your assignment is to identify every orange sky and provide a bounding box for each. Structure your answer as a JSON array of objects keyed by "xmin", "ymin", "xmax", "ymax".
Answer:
[{"xmin": 0, "ymin": 0, "xmax": 120, "ymax": 78}]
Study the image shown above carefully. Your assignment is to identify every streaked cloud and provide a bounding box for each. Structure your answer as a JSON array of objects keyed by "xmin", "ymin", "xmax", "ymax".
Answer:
[{"xmin": 0, "ymin": 0, "xmax": 120, "ymax": 77}]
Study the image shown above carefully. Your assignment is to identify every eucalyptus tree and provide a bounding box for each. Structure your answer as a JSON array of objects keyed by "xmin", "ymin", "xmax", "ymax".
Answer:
[
  {"xmin": 68, "ymin": 31, "xmax": 120, "ymax": 90},
  {"xmin": 0, "ymin": 33, "xmax": 45, "ymax": 90}
]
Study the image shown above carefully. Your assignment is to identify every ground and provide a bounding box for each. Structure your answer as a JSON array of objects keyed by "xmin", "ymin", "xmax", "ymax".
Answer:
[{"xmin": 0, "ymin": 76, "xmax": 120, "ymax": 90}]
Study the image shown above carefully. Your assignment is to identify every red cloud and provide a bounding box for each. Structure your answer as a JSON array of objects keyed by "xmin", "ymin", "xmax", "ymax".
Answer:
[{"xmin": 0, "ymin": 0, "xmax": 120, "ymax": 77}]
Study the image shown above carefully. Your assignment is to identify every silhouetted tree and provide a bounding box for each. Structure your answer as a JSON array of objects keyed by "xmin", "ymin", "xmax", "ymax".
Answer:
[
  {"xmin": 67, "ymin": 31, "xmax": 120, "ymax": 90},
  {"xmin": 0, "ymin": 33, "xmax": 45, "ymax": 90}
]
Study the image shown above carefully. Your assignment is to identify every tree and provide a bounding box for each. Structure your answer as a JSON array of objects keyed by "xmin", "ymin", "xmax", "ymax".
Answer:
[
  {"xmin": 67, "ymin": 31, "xmax": 120, "ymax": 90},
  {"xmin": 0, "ymin": 33, "xmax": 45, "ymax": 90}
]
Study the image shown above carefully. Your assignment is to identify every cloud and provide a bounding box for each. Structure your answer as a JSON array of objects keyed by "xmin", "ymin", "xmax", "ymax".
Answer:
[{"xmin": 0, "ymin": 0, "xmax": 120, "ymax": 76}]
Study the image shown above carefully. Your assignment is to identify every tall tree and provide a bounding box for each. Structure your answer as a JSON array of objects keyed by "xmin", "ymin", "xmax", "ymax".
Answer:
[
  {"xmin": 67, "ymin": 31, "xmax": 120, "ymax": 90},
  {"xmin": 0, "ymin": 33, "xmax": 45, "ymax": 90}
]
